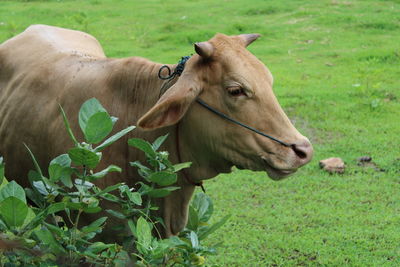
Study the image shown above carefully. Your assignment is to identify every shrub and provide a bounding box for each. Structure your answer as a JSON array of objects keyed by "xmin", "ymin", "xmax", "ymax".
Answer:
[{"xmin": 0, "ymin": 98, "xmax": 228, "ymax": 266}]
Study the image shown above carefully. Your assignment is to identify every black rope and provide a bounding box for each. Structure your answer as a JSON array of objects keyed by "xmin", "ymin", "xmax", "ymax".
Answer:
[
  {"xmin": 158, "ymin": 56, "xmax": 191, "ymax": 80},
  {"xmin": 196, "ymin": 99, "xmax": 291, "ymax": 147},
  {"xmin": 158, "ymin": 56, "xmax": 191, "ymax": 98}
]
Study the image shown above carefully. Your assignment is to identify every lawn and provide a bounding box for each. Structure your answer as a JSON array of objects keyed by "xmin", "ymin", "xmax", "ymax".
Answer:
[{"xmin": 1, "ymin": 0, "xmax": 399, "ymax": 266}]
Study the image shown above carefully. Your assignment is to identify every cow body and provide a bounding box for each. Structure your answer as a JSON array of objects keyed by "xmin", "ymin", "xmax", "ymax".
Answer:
[
  {"xmin": 0, "ymin": 25, "xmax": 313, "ymax": 238},
  {"xmin": 0, "ymin": 25, "xmax": 167, "ymax": 188},
  {"xmin": 0, "ymin": 25, "xmax": 185, "ymax": 236}
]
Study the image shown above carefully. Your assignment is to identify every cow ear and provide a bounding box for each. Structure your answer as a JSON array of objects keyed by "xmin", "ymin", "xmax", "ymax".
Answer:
[
  {"xmin": 137, "ymin": 78, "xmax": 201, "ymax": 130},
  {"xmin": 239, "ymin": 33, "xmax": 261, "ymax": 47}
]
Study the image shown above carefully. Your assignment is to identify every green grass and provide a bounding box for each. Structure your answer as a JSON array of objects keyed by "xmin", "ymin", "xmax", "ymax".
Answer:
[{"xmin": 1, "ymin": 0, "xmax": 399, "ymax": 266}]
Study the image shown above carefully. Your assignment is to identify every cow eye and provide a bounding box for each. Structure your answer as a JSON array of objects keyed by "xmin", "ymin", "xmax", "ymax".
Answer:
[{"xmin": 228, "ymin": 86, "xmax": 246, "ymax": 97}]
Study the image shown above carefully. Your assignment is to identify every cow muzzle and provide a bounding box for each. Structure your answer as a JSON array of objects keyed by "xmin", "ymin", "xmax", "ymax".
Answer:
[
  {"xmin": 289, "ymin": 138, "xmax": 313, "ymax": 167},
  {"xmin": 261, "ymin": 137, "xmax": 313, "ymax": 180}
]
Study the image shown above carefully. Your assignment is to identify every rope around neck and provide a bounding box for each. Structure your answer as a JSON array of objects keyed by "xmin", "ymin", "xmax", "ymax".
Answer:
[{"xmin": 158, "ymin": 56, "xmax": 191, "ymax": 80}]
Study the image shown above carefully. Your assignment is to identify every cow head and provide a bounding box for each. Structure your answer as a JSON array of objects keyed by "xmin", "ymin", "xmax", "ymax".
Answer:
[{"xmin": 138, "ymin": 33, "xmax": 313, "ymax": 180}]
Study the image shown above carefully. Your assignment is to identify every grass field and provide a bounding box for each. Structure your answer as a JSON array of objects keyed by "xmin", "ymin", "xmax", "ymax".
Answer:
[{"xmin": 1, "ymin": 0, "xmax": 399, "ymax": 266}]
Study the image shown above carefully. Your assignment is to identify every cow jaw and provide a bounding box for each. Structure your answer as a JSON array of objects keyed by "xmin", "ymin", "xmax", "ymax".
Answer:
[{"xmin": 260, "ymin": 155, "xmax": 297, "ymax": 180}]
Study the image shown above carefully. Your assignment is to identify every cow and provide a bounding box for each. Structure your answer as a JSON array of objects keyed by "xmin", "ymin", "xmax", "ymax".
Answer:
[{"xmin": 0, "ymin": 25, "xmax": 313, "ymax": 238}]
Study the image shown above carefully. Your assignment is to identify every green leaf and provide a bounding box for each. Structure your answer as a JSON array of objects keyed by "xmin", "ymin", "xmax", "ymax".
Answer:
[
  {"xmin": 192, "ymin": 192, "xmax": 213, "ymax": 223},
  {"xmin": 130, "ymin": 161, "xmax": 151, "ymax": 180},
  {"xmin": 0, "ymin": 218, "xmax": 7, "ymax": 231},
  {"xmin": 93, "ymin": 183, "xmax": 123, "ymax": 197},
  {"xmin": 88, "ymin": 165, "xmax": 121, "ymax": 180},
  {"xmin": 198, "ymin": 215, "xmax": 230, "ymax": 240},
  {"xmin": 127, "ymin": 191, "xmax": 142, "ymax": 206},
  {"xmin": 83, "ymin": 196, "xmax": 99, "ymax": 208},
  {"xmin": 79, "ymin": 98, "xmax": 107, "ymax": 134},
  {"xmin": 106, "ymin": 209, "xmax": 126, "ymax": 219},
  {"xmin": 21, "ymin": 209, "xmax": 48, "ymax": 233},
  {"xmin": 75, "ymin": 179, "xmax": 94, "ymax": 188},
  {"xmin": 167, "ymin": 236, "xmax": 189, "ymax": 248},
  {"xmin": 42, "ymin": 177, "xmax": 61, "ymax": 193},
  {"xmin": 146, "ymin": 186, "xmax": 180, "ymax": 198},
  {"xmin": 81, "ymin": 217, "xmax": 107, "ymax": 233},
  {"xmin": 186, "ymin": 206, "xmax": 199, "ymax": 231},
  {"xmin": 128, "ymin": 138, "xmax": 156, "ymax": 158},
  {"xmin": 68, "ymin": 147, "xmax": 101, "ymax": 168},
  {"xmin": 84, "ymin": 111, "xmax": 113, "ymax": 144},
  {"xmin": 0, "ymin": 180, "xmax": 26, "ymax": 203},
  {"xmin": 152, "ymin": 134, "xmax": 169, "ymax": 151},
  {"xmin": 34, "ymin": 226, "xmax": 66, "ymax": 254},
  {"xmin": 95, "ymin": 126, "xmax": 136, "ymax": 152},
  {"xmin": 21, "ymin": 207, "xmax": 37, "ymax": 229},
  {"xmin": 114, "ymin": 251, "xmax": 131, "ymax": 266},
  {"xmin": 47, "ymin": 202, "xmax": 67, "ymax": 214},
  {"xmin": 33, "ymin": 181, "xmax": 49, "ymax": 196},
  {"xmin": 25, "ymin": 188, "xmax": 44, "ymax": 208},
  {"xmin": 190, "ymin": 231, "xmax": 199, "ymax": 249},
  {"xmin": 0, "ymin": 196, "xmax": 28, "ymax": 228},
  {"xmin": 0, "ymin": 177, "xmax": 7, "ymax": 190},
  {"xmin": 48, "ymin": 154, "xmax": 73, "ymax": 186},
  {"xmin": 24, "ymin": 144, "xmax": 44, "ymax": 178},
  {"xmin": 98, "ymin": 193, "xmax": 120, "ymax": 203},
  {"xmin": 136, "ymin": 216, "xmax": 152, "ymax": 254},
  {"xmin": 120, "ymin": 185, "xmax": 142, "ymax": 205},
  {"xmin": 44, "ymin": 222, "xmax": 64, "ymax": 236},
  {"xmin": 59, "ymin": 170, "xmax": 74, "ymax": 188},
  {"xmin": 28, "ymin": 170, "xmax": 42, "ymax": 185},
  {"xmin": 86, "ymin": 242, "xmax": 114, "ymax": 254},
  {"xmin": 50, "ymin": 154, "xmax": 71, "ymax": 167},
  {"xmin": 66, "ymin": 202, "xmax": 84, "ymax": 210},
  {"xmin": 148, "ymin": 171, "xmax": 177, "ymax": 186},
  {"xmin": 0, "ymin": 156, "xmax": 4, "ymax": 185},
  {"xmin": 59, "ymin": 104, "xmax": 79, "ymax": 146},
  {"xmin": 129, "ymin": 161, "xmax": 151, "ymax": 172},
  {"xmin": 127, "ymin": 219, "xmax": 137, "ymax": 237},
  {"xmin": 173, "ymin": 162, "xmax": 192, "ymax": 172},
  {"xmin": 83, "ymin": 206, "xmax": 102, "ymax": 213},
  {"xmin": 151, "ymin": 239, "xmax": 172, "ymax": 259}
]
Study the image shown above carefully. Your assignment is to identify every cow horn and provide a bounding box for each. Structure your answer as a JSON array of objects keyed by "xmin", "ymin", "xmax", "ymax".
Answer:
[
  {"xmin": 239, "ymin": 33, "xmax": 261, "ymax": 47},
  {"xmin": 194, "ymin": 42, "xmax": 214, "ymax": 58}
]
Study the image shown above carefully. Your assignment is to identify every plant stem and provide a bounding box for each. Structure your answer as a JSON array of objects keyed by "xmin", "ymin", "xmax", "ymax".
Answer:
[{"xmin": 145, "ymin": 183, "xmax": 154, "ymax": 217}]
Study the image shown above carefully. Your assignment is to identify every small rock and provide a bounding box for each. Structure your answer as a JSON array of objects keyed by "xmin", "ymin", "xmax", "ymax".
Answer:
[{"xmin": 319, "ymin": 157, "xmax": 345, "ymax": 174}]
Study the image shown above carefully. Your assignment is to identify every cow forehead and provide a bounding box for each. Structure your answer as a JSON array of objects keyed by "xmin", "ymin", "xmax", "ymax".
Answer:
[{"xmin": 191, "ymin": 40, "xmax": 272, "ymax": 88}]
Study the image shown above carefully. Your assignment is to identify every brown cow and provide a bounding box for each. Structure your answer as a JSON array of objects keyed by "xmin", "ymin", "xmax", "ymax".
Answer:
[{"xmin": 0, "ymin": 25, "xmax": 312, "ymax": 237}]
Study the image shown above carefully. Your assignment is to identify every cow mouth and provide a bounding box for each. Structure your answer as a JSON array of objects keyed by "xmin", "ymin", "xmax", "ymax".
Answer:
[
  {"xmin": 234, "ymin": 157, "xmax": 297, "ymax": 180},
  {"xmin": 261, "ymin": 157, "xmax": 297, "ymax": 180}
]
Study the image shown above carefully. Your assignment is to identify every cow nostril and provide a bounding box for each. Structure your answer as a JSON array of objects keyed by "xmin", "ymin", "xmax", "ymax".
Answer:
[{"xmin": 291, "ymin": 144, "xmax": 308, "ymax": 159}]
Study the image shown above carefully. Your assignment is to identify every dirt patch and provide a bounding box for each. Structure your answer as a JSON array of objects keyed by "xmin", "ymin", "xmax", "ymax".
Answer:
[{"xmin": 289, "ymin": 115, "xmax": 324, "ymax": 144}]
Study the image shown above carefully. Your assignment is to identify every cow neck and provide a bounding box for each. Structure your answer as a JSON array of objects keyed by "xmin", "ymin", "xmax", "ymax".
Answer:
[
  {"xmin": 158, "ymin": 56, "xmax": 205, "ymax": 192},
  {"xmin": 175, "ymin": 121, "xmax": 206, "ymax": 193}
]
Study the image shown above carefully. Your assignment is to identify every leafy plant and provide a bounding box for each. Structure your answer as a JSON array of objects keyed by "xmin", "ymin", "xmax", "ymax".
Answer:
[{"xmin": 0, "ymin": 98, "xmax": 227, "ymax": 266}]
